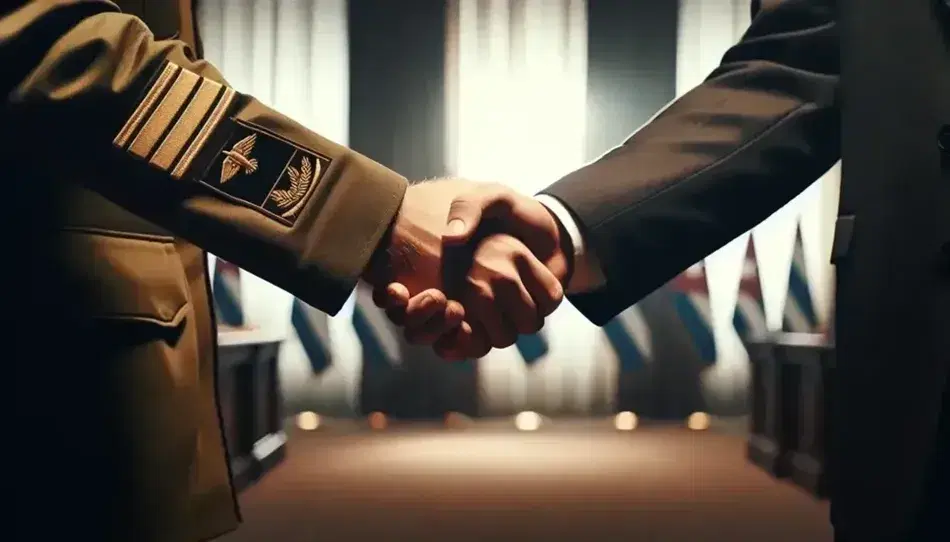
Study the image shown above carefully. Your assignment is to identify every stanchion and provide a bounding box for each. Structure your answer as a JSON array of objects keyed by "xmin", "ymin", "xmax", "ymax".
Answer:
[
  {"xmin": 745, "ymin": 336, "xmax": 787, "ymax": 476},
  {"xmin": 746, "ymin": 331, "xmax": 834, "ymax": 499},
  {"xmin": 784, "ymin": 335, "xmax": 834, "ymax": 498},
  {"xmin": 217, "ymin": 326, "xmax": 286, "ymax": 492}
]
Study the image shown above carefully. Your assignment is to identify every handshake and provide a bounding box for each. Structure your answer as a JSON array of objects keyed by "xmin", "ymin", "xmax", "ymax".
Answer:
[{"xmin": 362, "ymin": 178, "xmax": 576, "ymax": 361}]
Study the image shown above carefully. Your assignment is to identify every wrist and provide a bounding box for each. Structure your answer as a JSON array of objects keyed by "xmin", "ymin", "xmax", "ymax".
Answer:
[
  {"xmin": 362, "ymin": 185, "xmax": 443, "ymax": 291},
  {"xmin": 364, "ymin": 207, "xmax": 401, "ymax": 287}
]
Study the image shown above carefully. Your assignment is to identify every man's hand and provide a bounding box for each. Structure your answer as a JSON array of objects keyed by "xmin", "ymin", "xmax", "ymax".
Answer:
[
  {"xmin": 444, "ymin": 183, "xmax": 572, "ymax": 282},
  {"xmin": 369, "ymin": 181, "xmax": 574, "ymax": 360},
  {"xmin": 372, "ymin": 283, "xmax": 473, "ymax": 345},
  {"xmin": 362, "ymin": 180, "xmax": 458, "ymax": 295},
  {"xmin": 363, "ymin": 178, "xmax": 571, "ymax": 295},
  {"xmin": 372, "ymin": 284, "xmax": 476, "ymax": 360},
  {"xmin": 376, "ymin": 233, "xmax": 566, "ymax": 360}
]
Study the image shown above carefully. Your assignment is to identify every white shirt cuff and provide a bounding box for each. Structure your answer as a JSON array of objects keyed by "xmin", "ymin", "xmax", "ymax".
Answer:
[{"xmin": 534, "ymin": 194, "xmax": 606, "ymax": 294}]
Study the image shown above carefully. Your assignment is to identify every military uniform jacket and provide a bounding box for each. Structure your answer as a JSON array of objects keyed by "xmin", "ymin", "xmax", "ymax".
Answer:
[
  {"xmin": 543, "ymin": 0, "xmax": 948, "ymax": 540},
  {"xmin": 5, "ymin": 1, "xmax": 407, "ymax": 541}
]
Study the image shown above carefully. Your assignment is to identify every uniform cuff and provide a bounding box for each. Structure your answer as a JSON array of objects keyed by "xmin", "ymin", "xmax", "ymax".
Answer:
[{"xmin": 301, "ymin": 151, "xmax": 408, "ymax": 303}]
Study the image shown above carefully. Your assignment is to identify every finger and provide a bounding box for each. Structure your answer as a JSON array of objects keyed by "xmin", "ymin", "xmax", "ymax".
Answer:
[
  {"xmin": 515, "ymin": 250, "xmax": 564, "ymax": 318},
  {"xmin": 404, "ymin": 289, "xmax": 447, "ymax": 329},
  {"xmin": 444, "ymin": 300, "xmax": 466, "ymax": 329},
  {"xmin": 373, "ymin": 283, "xmax": 409, "ymax": 309},
  {"xmin": 494, "ymin": 313, "xmax": 520, "ymax": 348},
  {"xmin": 444, "ymin": 185, "xmax": 559, "ymax": 256},
  {"xmin": 468, "ymin": 284, "xmax": 517, "ymax": 349},
  {"xmin": 436, "ymin": 321, "xmax": 489, "ymax": 361},
  {"xmin": 466, "ymin": 321, "xmax": 492, "ymax": 358},
  {"xmin": 437, "ymin": 320, "xmax": 482, "ymax": 359},
  {"xmin": 427, "ymin": 320, "xmax": 475, "ymax": 361},
  {"xmin": 492, "ymin": 273, "xmax": 542, "ymax": 335},
  {"xmin": 444, "ymin": 189, "xmax": 494, "ymax": 244},
  {"xmin": 405, "ymin": 298, "xmax": 467, "ymax": 347},
  {"xmin": 383, "ymin": 286, "xmax": 410, "ymax": 325}
]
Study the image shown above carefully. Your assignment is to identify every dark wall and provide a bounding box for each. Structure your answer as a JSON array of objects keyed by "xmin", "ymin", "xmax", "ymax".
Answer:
[
  {"xmin": 347, "ymin": 0, "xmax": 447, "ymax": 179},
  {"xmin": 585, "ymin": 0, "xmax": 679, "ymax": 159},
  {"xmin": 348, "ymin": 1, "xmax": 458, "ymax": 420}
]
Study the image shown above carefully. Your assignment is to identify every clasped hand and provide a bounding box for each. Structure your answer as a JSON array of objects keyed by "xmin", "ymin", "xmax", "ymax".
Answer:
[{"xmin": 362, "ymin": 179, "xmax": 571, "ymax": 360}]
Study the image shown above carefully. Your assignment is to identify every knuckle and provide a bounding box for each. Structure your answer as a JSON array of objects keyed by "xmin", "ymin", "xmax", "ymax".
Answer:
[
  {"xmin": 490, "ymin": 271, "xmax": 519, "ymax": 290},
  {"xmin": 482, "ymin": 183, "xmax": 514, "ymax": 208},
  {"xmin": 446, "ymin": 301, "xmax": 466, "ymax": 322},
  {"xmin": 468, "ymin": 280, "xmax": 495, "ymax": 304},
  {"xmin": 551, "ymin": 282, "xmax": 565, "ymax": 302},
  {"xmin": 448, "ymin": 197, "xmax": 470, "ymax": 210},
  {"xmin": 480, "ymin": 182, "xmax": 505, "ymax": 196},
  {"xmin": 425, "ymin": 290, "xmax": 446, "ymax": 305}
]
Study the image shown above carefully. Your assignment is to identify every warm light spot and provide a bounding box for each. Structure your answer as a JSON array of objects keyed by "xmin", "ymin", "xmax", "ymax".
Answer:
[
  {"xmin": 514, "ymin": 411, "xmax": 542, "ymax": 432},
  {"xmin": 687, "ymin": 412, "xmax": 711, "ymax": 431},
  {"xmin": 368, "ymin": 411, "xmax": 388, "ymax": 430},
  {"xmin": 444, "ymin": 411, "xmax": 470, "ymax": 429},
  {"xmin": 614, "ymin": 411, "xmax": 638, "ymax": 431},
  {"xmin": 296, "ymin": 411, "xmax": 320, "ymax": 431}
]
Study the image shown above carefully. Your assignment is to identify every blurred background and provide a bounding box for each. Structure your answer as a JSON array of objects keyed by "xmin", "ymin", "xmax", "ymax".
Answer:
[{"xmin": 198, "ymin": 1, "xmax": 842, "ymax": 540}]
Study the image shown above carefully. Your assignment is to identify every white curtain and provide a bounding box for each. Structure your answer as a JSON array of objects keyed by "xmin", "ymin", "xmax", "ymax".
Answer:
[{"xmin": 198, "ymin": 0, "xmax": 362, "ymax": 415}]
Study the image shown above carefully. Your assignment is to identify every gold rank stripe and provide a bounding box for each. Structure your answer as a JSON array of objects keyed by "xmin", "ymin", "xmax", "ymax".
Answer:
[
  {"xmin": 128, "ymin": 68, "xmax": 201, "ymax": 160},
  {"xmin": 149, "ymin": 77, "xmax": 224, "ymax": 171},
  {"xmin": 170, "ymin": 86, "xmax": 236, "ymax": 180},
  {"xmin": 115, "ymin": 62, "xmax": 239, "ymax": 180},
  {"xmin": 114, "ymin": 62, "xmax": 179, "ymax": 148}
]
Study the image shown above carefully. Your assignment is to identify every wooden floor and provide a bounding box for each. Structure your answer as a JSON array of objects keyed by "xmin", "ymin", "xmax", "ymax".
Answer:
[{"xmin": 220, "ymin": 420, "xmax": 832, "ymax": 542}]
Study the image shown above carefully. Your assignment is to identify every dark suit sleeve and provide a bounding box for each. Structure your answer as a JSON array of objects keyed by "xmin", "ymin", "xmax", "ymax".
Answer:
[
  {"xmin": 3, "ymin": 0, "xmax": 406, "ymax": 315},
  {"xmin": 540, "ymin": 0, "xmax": 841, "ymax": 325}
]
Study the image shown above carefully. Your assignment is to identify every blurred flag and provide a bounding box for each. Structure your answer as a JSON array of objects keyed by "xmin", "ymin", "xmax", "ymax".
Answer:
[
  {"xmin": 212, "ymin": 258, "xmax": 244, "ymax": 327},
  {"xmin": 669, "ymin": 263, "xmax": 718, "ymax": 365},
  {"xmin": 290, "ymin": 299, "xmax": 333, "ymax": 374},
  {"xmin": 516, "ymin": 332, "xmax": 549, "ymax": 365},
  {"xmin": 782, "ymin": 229, "xmax": 820, "ymax": 332},
  {"xmin": 733, "ymin": 241, "xmax": 768, "ymax": 341}
]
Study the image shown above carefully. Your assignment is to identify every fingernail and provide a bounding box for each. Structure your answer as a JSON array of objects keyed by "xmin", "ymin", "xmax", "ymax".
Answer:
[{"xmin": 447, "ymin": 219, "xmax": 466, "ymax": 236}]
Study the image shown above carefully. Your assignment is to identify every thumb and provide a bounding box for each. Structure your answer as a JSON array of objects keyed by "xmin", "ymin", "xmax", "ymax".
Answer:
[{"xmin": 443, "ymin": 196, "xmax": 484, "ymax": 245}]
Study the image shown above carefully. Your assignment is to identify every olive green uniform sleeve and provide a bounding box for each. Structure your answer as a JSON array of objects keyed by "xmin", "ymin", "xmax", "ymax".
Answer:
[{"xmin": 3, "ymin": 0, "xmax": 406, "ymax": 314}]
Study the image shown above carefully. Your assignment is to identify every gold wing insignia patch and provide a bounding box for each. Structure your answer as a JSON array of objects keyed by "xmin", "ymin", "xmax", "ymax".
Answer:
[
  {"xmin": 201, "ymin": 120, "xmax": 330, "ymax": 227},
  {"xmin": 269, "ymin": 154, "xmax": 319, "ymax": 219},
  {"xmin": 220, "ymin": 133, "xmax": 259, "ymax": 184}
]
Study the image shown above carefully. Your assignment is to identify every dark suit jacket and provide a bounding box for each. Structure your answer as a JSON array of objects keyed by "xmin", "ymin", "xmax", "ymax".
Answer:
[
  {"xmin": 5, "ymin": 1, "xmax": 406, "ymax": 540},
  {"xmin": 543, "ymin": 0, "xmax": 948, "ymax": 540}
]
